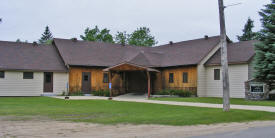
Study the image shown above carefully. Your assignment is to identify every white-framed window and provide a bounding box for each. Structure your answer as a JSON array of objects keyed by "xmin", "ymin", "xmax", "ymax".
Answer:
[
  {"xmin": 23, "ymin": 72, "xmax": 33, "ymax": 79},
  {"xmin": 214, "ymin": 69, "xmax": 220, "ymax": 80}
]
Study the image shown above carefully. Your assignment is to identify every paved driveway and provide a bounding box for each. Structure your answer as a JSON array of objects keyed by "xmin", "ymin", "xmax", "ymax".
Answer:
[{"xmin": 191, "ymin": 124, "xmax": 275, "ymax": 138}]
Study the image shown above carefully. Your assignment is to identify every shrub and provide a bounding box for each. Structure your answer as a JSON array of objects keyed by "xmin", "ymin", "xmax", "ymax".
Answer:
[
  {"xmin": 155, "ymin": 89, "xmax": 170, "ymax": 95},
  {"xmin": 68, "ymin": 91, "xmax": 84, "ymax": 96},
  {"xmin": 178, "ymin": 91, "xmax": 192, "ymax": 97},
  {"xmin": 92, "ymin": 90, "xmax": 110, "ymax": 97},
  {"xmin": 269, "ymin": 93, "xmax": 275, "ymax": 100},
  {"xmin": 155, "ymin": 89, "xmax": 192, "ymax": 97}
]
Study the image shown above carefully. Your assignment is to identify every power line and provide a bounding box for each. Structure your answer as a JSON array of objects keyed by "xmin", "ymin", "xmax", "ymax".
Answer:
[{"xmin": 224, "ymin": 3, "xmax": 242, "ymax": 8}]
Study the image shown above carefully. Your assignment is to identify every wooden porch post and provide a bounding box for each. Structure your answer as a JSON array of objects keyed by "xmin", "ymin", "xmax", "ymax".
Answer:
[
  {"xmin": 147, "ymin": 71, "xmax": 151, "ymax": 99},
  {"xmin": 109, "ymin": 71, "xmax": 112, "ymax": 98}
]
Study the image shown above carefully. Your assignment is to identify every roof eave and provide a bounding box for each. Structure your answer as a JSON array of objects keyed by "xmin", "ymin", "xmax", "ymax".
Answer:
[
  {"xmin": 0, "ymin": 68, "xmax": 68, "ymax": 73},
  {"xmin": 204, "ymin": 61, "xmax": 249, "ymax": 66}
]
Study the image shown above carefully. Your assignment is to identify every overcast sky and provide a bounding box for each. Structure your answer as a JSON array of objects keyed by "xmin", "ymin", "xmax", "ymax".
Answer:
[{"xmin": 0, "ymin": 0, "xmax": 270, "ymax": 45}]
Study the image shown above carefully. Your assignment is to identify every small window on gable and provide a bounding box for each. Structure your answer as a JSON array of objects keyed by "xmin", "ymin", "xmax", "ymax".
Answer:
[
  {"xmin": 169, "ymin": 73, "xmax": 174, "ymax": 83},
  {"xmin": 0, "ymin": 71, "xmax": 4, "ymax": 78},
  {"xmin": 183, "ymin": 72, "xmax": 188, "ymax": 83},
  {"xmin": 103, "ymin": 73, "xmax": 109, "ymax": 83},
  {"xmin": 23, "ymin": 72, "xmax": 33, "ymax": 79},
  {"xmin": 214, "ymin": 69, "xmax": 220, "ymax": 80}
]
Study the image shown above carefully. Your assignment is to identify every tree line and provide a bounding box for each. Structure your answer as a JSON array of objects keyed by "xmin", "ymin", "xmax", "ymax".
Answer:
[{"xmin": 16, "ymin": 26, "xmax": 157, "ymax": 47}]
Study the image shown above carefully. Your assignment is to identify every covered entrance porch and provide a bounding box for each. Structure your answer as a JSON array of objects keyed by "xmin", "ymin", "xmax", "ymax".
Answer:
[{"xmin": 103, "ymin": 62, "xmax": 159, "ymax": 98}]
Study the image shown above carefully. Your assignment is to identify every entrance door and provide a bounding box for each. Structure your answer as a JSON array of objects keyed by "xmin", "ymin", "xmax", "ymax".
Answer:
[
  {"xmin": 44, "ymin": 72, "xmax": 53, "ymax": 92},
  {"xmin": 127, "ymin": 71, "xmax": 147, "ymax": 93},
  {"xmin": 82, "ymin": 72, "xmax": 91, "ymax": 93}
]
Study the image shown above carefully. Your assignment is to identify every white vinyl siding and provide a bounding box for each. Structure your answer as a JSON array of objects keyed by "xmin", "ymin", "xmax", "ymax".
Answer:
[
  {"xmin": 197, "ymin": 43, "xmax": 221, "ymax": 97},
  {"xmin": 205, "ymin": 64, "xmax": 249, "ymax": 98},
  {"xmin": 53, "ymin": 72, "xmax": 68, "ymax": 95},
  {"xmin": 0, "ymin": 71, "xmax": 43, "ymax": 96},
  {"xmin": 0, "ymin": 71, "xmax": 68, "ymax": 96}
]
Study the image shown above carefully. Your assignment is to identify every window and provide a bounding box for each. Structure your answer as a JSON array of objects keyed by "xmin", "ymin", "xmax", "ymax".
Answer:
[
  {"xmin": 169, "ymin": 73, "xmax": 174, "ymax": 83},
  {"xmin": 0, "ymin": 71, "xmax": 4, "ymax": 78},
  {"xmin": 214, "ymin": 69, "xmax": 220, "ymax": 80},
  {"xmin": 183, "ymin": 72, "xmax": 188, "ymax": 83},
  {"xmin": 23, "ymin": 72, "xmax": 33, "ymax": 79},
  {"xmin": 103, "ymin": 73, "xmax": 109, "ymax": 83},
  {"xmin": 84, "ymin": 75, "xmax": 89, "ymax": 81}
]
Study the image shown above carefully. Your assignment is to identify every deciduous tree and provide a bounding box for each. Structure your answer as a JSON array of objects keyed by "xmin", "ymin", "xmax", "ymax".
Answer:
[
  {"xmin": 127, "ymin": 27, "xmax": 157, "ymax": 47},
  {"xmin": 115, "ymin": 31, "xmax": 128, "ymax": 45},
  {"xmin": 80, "ymin": 26, "xmax": 114, "ymax": 43}
]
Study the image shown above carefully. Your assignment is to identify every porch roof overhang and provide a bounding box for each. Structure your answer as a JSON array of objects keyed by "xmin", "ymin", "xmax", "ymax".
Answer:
[{"xmin": 103, "ymin": 62, "xmax": 160, "ymax": 72}]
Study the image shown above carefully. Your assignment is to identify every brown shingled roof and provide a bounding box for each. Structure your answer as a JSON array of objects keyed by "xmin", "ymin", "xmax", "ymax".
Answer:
[
  {"xmin": 53, "ymin": 36, "xmax": 221, "ymax": 68},
  {"xmin": 0, "ymin": 41, "xmax": 67, "ymax": 72},
  {"xmin": 0, "ymin": 36, "xmax": 255, "ymax": 71},
  {"xmin": 0, "ymin": 36, "xmax": 256, "ymax": 71},
  {"xmin": 205, "ymin": 40, "xmax": 257, "ymax": 66},
  {"xmin": 155, "ymin": 36, "xmax": 221, "ymax": 67}
]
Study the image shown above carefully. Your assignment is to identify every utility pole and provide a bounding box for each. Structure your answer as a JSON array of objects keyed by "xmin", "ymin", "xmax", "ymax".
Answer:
[{"xmin": 218, "ymin": 0, "xmax": 230, "ymax": 111}]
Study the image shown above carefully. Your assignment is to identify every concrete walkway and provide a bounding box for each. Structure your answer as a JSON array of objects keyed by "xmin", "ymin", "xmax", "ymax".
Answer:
[{"xmin": 53, "ymin": 95, "xmax": 275, "ymax": 113}]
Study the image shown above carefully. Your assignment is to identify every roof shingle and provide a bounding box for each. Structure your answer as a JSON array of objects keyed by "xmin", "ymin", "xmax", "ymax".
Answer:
[
  {"xmin": 53, "ymin": 36, "xmax": 221, "ymax": 67},
  {"xmin": 0, "ymin": 41, "xmax": 67, "ymax": 72},
  {"xmin": 205, "ymin": 40, "xmax": 257, "ymax": 65}
]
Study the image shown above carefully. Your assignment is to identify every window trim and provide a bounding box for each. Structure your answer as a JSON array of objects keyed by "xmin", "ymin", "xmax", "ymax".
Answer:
[
  {"xmin": 183, "ymin": 72, "xmax": 188, "ymax": 83},
  {"xmin": 23, "ymin": 72, "xmax": 34, "ymax": 79},
  {"xmin": 103, "ymin": 73, "xmax": 109, "ymax": 83},
  {"xmin": 0, "ymin": 71, "xmax": 4, "ymax": 78},
  {"xmin": 214, "ymin": 69, "xmax": 220, "ymax": 80},
  {"xmin": 169, "ymin": 73, "xmax": 174, "ymax": 83}
]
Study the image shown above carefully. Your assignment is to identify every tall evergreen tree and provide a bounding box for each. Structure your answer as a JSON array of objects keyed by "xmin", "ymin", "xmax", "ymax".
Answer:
[
  {"xmin": 127, "ymin": 27, "xmax": 157, "ymax": 47},
  {"xmin": 237, "ymin": 18, "xmax": 257, "ymax": 41},
  {"xmin": 39, "ymin": 25, "xmax": 53, "ymax": 44},
  {"xmin": 254, "ymin": 0, "xmax": 275, "ymax": 90},
  {"xmin": 80, "ymin": 26, "xmax": 114, "ymax": 43}
]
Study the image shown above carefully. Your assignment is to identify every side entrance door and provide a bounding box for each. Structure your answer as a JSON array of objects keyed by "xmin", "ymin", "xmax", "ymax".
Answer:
[
  {"xmin": 44, "ymin": 72, "xmax": 53, "ymax": 92},
  {"xmin": 82, "ymin": 72, "xmax": 91, "ymax": 94}
]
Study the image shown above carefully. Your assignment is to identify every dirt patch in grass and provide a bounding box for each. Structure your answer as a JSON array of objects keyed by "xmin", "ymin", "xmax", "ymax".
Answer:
[{"xmin": 1, "ymin": 116, "xmax": 275, "ymax": 138}]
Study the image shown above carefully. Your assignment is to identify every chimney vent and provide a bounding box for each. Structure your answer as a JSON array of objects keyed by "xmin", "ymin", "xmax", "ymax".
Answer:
[
  {"xmin": 169, "ymin": 41, "xmax": 173, "ymax": 45},
  {"xmin": 204, "ymin": 35, "xmax": 209, "ymax": 40},
  {"xmin": 71, "ymin": 38, "xmax": 77, "ymax": 42}
]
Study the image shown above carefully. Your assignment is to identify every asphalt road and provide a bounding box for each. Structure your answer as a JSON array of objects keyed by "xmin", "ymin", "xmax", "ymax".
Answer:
[{"xmin": 191, "ymin": 125, "xmax": 275, "ymax": 138}]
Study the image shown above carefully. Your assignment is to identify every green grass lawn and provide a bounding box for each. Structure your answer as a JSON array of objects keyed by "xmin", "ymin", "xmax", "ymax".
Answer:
[
  {"xmin": 1, "ymin": 97, "xmax": 275, "ymax": 126},
  {"xmin": 152, "ymin": 97, "xmax": 275, "ymax": 107}
]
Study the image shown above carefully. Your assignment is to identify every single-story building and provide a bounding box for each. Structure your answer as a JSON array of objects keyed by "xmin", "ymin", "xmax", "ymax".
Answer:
[
  {"xmin": 0, "ymin": 36, "xmax": 257, "ymax": 98},
  {"xmin": 0, "ymin": 41, "xmax": 68, "ymax": 96}
]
